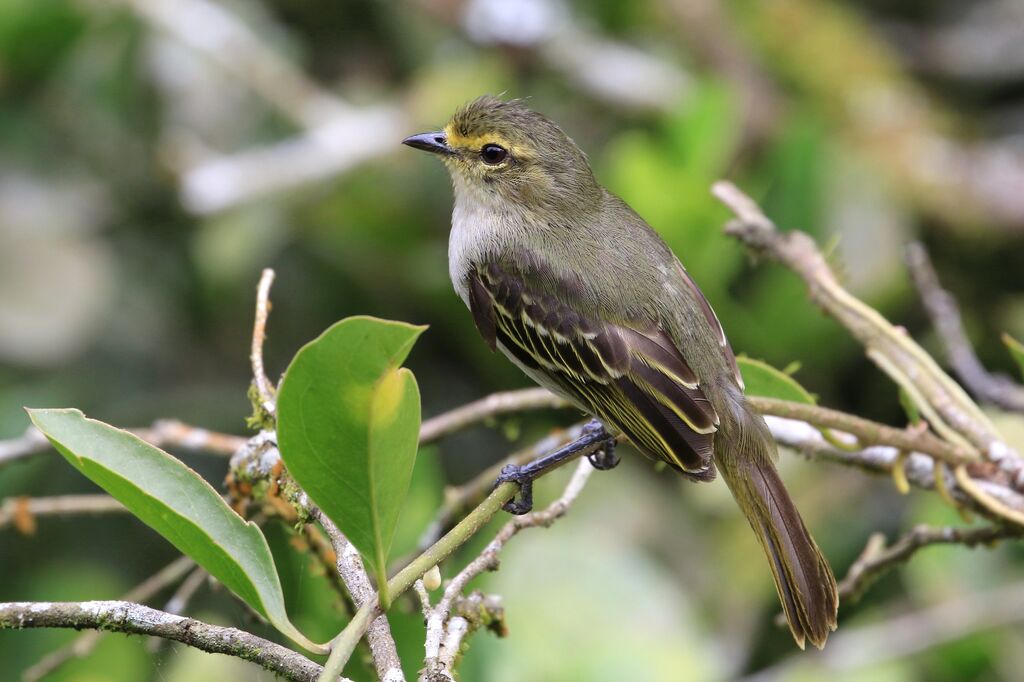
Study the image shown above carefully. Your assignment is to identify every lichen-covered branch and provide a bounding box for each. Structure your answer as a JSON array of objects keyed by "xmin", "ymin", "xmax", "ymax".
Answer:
[
  {"xmin": 22, "ymin": 555, "xmax": 195, "ymax": 682},
  {"xmin": 714, "ymin": 180, "xmax": 1024, "ymax": 526},
  {"xmin": 313, "ymin": 510, "xmax": 405, "ymax": 682},
  {"xmin": 749, "ymin": 397, "xmax": 975, "ymax": 466},
  {"xmin": 0, "ymin": 600, "xmax": 330, "ymax": 682}
]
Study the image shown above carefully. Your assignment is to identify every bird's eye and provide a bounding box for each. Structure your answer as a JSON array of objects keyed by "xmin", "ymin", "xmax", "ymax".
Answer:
[{"xmin": 480, "ymin": 144, "xmax": 508, "ymax": 165}]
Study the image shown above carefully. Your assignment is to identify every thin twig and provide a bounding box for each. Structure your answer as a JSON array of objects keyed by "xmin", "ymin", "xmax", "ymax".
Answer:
[
  {"xmin": 3, "ymin": 600, "xmax": 331, "ymax": 682},
  {"xmin": 324, "ymin": 428, "xmax": 610, "ymax": 680},
  {"xmin": 0, "ymin": 495, "xmax": 125, "ymax": 533},
  {"xmin": 22, "ymin": 556, "xmax": 196, "ymax": 682},
  {"xmin": 838, "ymin": 524, "xmax": 1022, "ymax": 603},
  {"xmin": 764, "ymin": 416, "xmax": 1024, "ymax": 521},
  {"xmin": 905, "ymin": 242, "xmax": 1024, "ymax": 413},
  {"xmin": 421, "ymin": 459, "xmax": 595, "ymax": 680},
  {"xmin": 749, "ymin": 397, "xmax": 975, "ymax": 466},
  {"xmin": 417, "ymin": 423, "xmax": 589, "ymax": 551},
  {"xmin": 251, "ymin": 268, "xmax": 277, "ymax": 418},
  {"xmin": 419, "ymin": 388, "xmax": 570, "ymax": 444}
]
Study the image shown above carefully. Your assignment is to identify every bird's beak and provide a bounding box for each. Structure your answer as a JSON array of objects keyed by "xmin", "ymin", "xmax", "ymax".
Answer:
[{"xmin": 402, "ymin": 131, "xmax": 454, "ymax": 156}]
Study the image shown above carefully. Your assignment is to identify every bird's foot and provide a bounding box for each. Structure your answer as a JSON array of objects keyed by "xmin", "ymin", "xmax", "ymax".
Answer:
[
  {"xmin": 492, "ymin": 419, "xmax": 617, "ymax": 515},
  {"xmin": 583, "ymin": 420, "xmax": 619, "ymax": 471},
  {"xmin": 494, "ymin": 464, "xmax": 534, "ymax": 515}
]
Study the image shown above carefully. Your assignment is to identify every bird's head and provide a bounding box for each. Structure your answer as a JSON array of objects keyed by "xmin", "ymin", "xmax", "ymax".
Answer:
[{"xmin": 403, "ymin": 96, "xmax": 601, "ymax": 212}]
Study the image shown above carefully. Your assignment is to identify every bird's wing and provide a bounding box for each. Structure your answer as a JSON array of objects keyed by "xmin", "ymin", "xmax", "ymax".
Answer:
[
  {"xmin": 467, "ymin": 260, "xmax": 719, "ymax": 474},
  {"xmin": 674, "ymin": 261, "xmax": 745, "ymax": 391}
]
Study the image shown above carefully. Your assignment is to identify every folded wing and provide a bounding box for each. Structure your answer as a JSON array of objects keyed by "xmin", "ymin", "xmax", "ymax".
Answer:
[{"xmin": 468, "ymin": 260, "xmax": 718, "ymax": 475}]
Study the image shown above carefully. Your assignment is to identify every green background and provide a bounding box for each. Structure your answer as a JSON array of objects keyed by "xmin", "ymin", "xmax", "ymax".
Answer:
[{"xmin": 3, "ymin": 0, "xmax": 1024, "ymax": 680}]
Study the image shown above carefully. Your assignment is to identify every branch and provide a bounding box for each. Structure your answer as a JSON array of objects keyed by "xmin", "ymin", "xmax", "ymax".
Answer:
[
  {"xmin": 421, "ymin": 459, "xmax": 595, "ymax": 680},
  {"xmin": 0, "ymin": 495, "xmax": 125, "ymax": 534},
  {"xmin": 749, "ymin": 397, "xmax": 975, "ymax": 466},
  {"xmin": 321, "ymin": 427, "xmax": 609, "ymax": 679},
  {"xmin": 313, "ymin": 511, "xmax": 404, "ymax": 682},
  {"xmin": 2, "ymin": 601, "xmax": 331, "ymax": 682},
  {"xmin": 419, "ymin": 388, "xmax": 570, "ymax": 445},
  {"xmin": 21, "ymin": 556, "xmax": 196, "ymax": 682},
  {"xmin": 417, "ymin": 422, "xmax": 588, "ymax": 550},
  {"xmin": 838, "ymin": 524, "xmax": 1022, "ymax": 604},
  {"xmin": 905, "ymin": 242, "xmax": 1024, "ymax": 413},
  {"xmin": 765, "ymin": 416, "xmax": 1024, "ymax": 521},
  {"xmin": 713, "ymin": 181, "xmax": 1022, "ymax": 476}
]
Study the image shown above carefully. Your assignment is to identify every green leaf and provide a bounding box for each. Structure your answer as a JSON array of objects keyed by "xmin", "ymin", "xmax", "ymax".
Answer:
[
  {"xmin": 25, "ymin": 408, "xmax": 326, "ymax": 653},
  {"xmin": 1003, "ymin": 333, "xmax": 1024, "ymax": 381},
  {"xmin": 737, "ymin": 356, "xmax": 816, "ymax": 404},
  {"xmin": 277, "ymin": 316, "xmax": 425, "ymax": 607}
]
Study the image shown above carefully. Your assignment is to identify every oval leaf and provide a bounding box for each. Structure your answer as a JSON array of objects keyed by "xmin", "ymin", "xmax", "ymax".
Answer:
[
  {"xmin": 26, "ymin": 408, "xmax": 326, "ymax": 653},
  {"xmin": 737, "ymin": 356, "xmax": 816, "ymax": 404},
  {"xmin": 276, "ymin": 316, "xmax": 425, "ymax": 604},
  {"xmin": 1003, "ymin": 333, "xmax": 1024, "ymax": 381}
]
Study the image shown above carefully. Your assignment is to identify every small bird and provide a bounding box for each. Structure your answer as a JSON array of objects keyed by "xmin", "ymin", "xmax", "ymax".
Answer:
[{"xmin": 404, "ymin": 96, "xmax": 838, "ymax": 649}]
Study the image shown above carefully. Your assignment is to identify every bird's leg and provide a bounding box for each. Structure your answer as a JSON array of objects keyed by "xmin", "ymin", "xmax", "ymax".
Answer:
[
  {"xmin": 495, "ymin": 419, "xmax": 616, "ymax": 514},
  {"xmin": 584, "ymin": 419, "xmax": 620, "ymax": 471}
]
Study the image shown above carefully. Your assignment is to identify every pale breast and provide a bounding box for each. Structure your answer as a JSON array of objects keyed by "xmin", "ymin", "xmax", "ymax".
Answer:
[{"xmin": 447, "ymin": 183, "xmax": 528, "ymax": 306}]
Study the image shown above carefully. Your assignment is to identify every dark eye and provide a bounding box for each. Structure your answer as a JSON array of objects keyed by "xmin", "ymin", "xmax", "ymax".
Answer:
[{"xmin": 480, "ymin": 144, "xmax": 508, "ymax": 165}]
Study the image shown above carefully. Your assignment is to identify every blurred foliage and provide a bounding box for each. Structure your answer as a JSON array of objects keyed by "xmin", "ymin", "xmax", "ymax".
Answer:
[{"xmin": 3, "ymin": 0, "xmax": 1024, "ymax": 680}]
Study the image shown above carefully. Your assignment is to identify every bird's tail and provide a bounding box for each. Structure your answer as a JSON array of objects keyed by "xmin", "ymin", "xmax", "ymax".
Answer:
[{"xmin": 714, "ymin": 395, "xmax": 838, "ymax": 649}]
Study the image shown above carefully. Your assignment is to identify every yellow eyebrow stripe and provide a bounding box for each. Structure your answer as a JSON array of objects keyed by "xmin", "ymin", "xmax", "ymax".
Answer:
[{"xmin": 443, "ymin": 124, "xmax": 511, "ymax": 152}]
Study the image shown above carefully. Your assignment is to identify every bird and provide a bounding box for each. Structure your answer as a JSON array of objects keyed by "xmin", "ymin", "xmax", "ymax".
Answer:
[{"xmin": 403, "ymin": 95, "xmax": 838, "ymax": 649}]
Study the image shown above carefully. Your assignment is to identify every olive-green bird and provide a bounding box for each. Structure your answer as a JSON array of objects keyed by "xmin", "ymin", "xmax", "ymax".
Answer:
[{"xmin": 403, "ymin": 96, "xmax": 838, "ymax": 649}]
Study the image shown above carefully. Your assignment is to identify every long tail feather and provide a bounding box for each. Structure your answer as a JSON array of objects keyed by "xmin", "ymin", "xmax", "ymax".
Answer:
[{"xmin": 715, "ymin": 400, "xmax": 838, "ymax": 649}]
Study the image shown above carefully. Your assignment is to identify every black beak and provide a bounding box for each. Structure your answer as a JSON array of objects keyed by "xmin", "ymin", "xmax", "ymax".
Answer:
[{"xmin": 402, "ymin": 131, "xmax": 453, "ymax": 155}]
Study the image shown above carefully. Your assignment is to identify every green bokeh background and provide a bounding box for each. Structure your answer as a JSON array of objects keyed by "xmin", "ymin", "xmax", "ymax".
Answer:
[{"xmin": 3, "ymin": 0, "xmax": 1024, "ymax": 680}]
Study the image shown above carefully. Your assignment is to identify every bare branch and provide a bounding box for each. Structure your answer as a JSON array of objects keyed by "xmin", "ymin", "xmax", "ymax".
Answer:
[
  {"xmin": 3, "ymin": 600, "xmax": 330, "ymax": 682},
  {"xmin": 0, "ymin": 495, "xmax": 125, "ymax": 533},
  {"xmin": 838, "ymin": 524, "xmax": 1022, "ymax": 604},
  {"xmin": 905, "ymin": 242, "xmax": 1024, "ymax": 413},
  {"xmin": 22, "ymin": 557, "xmax": 196, "ymax": 682},
  {"xmin": 765, "ymin": 415, "xmax": 1024, "ymax": 522},
  {"xmin": 251, "ymin": 268, "xmax": 278, "ymax": 418},
  {"xmin": 421, "ymin": 458, "xmax": 594, "ymax": 680},
  {"xmin": 0, "ymin": 426, "xmax": 48, "ymax": 467},
  {"xmin": 750, "ymin": 397, "xmax": 975, "ymax": 466},
  {"xmin": 180, "ymin": 106, "xmax": 406, "ymax": 214},
  {"xmin": 419, "ymin": 388, "xmax": 570, "ymax": 445}
]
